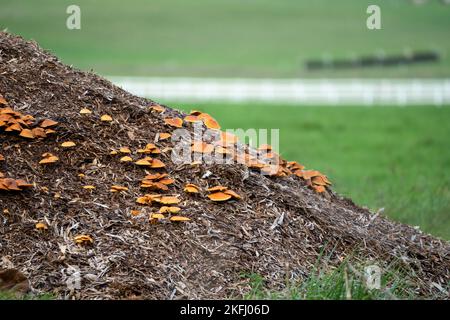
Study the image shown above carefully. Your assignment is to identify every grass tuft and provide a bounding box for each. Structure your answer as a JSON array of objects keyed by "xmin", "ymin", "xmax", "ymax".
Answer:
[{"xmin": 241, "ymin": 260, "xmax": 418, "ymax": 300}]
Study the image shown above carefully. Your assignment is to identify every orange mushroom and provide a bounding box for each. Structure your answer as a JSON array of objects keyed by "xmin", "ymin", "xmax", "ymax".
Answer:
[
  {"xmin": 140, "ymin": 181, "xmax": 169, "ymax": 191},
  {"xmin": 159, "ymin": 178, "xmax": 175, "ymax": 185},
  {"xmin": 130, "ymin": 210, "xmax": 141, "ymax": 216},
  {"xmin": 74, "ymin": 235, "xmax": 94, "ymax": 245},
  {"xmin": 15, "ymin": 179, "xmax": 33, "ymax": 189},
  {"xmin": 5, "ymin": 123, "xmax": 22, "ymax": 132},
  {"xmin": 170, "ymin": 216, "xmax": 191, "ymax": 222},
  {"xmin": 110, "ymin": 185, "xmax": 128, "ymax": 193},
  {"xmin": 136, "ymin": 196, "xmax": 151, "ymax": 205},
  {"xmin": 184, "ymin": 183, "xmax": 200, "ymax": 193},
  {"xmin": 31, "ymin": 128, "xmax": 47, "ymax": 138},
  {"xmin": 158, "ymin": 132, "xmax": 171, "ymax": 140},
  {"xmin": 40, "ymin": 119, "xmax": 58, "ymax": 128},
  {"xmin": 191, "ymin": 141, "xmax": 214, "ymax": 154},
  {"xmin": 120, "ymin": 156, "xmax": 133, "ymax": 162},
  {"xmin": 207, "ymin": 192, "xmax": 232, "ymax": 202},
  {"xmin": 61, "ymin": 141, "xmax": 76, "ymax": 148},
  {"xmin": 206, "ymin": 185, "xmax": 240, "ymax": 202},
  {"xmin": 144, "ymin": 173, "xmax": 168, "ymax": 180},
  {"xmin": 80, "ymin": 108, "xmax": 92, "ymax": 114},
  {"xmin": 224, "ymin": 189, "xmax": 241, "ymax": 200},
  {"xmin": 154, "ymin": 196, "xmax": 181, "ymax": 205},
  {"xmin": 100, "ymin": 114, "xmax": 113, "ymax": 122},
  {"xmin": 164, "ymin": 117, "xmax": 183, "ymax": 128},
  {"xmin": 203, "ymin": 117, "xmax": 220, "ymax": 130},
  {"xmin": 313, "ymin": 185, "xmax": 326, "ymax": 193},
  {"xmin": 119, "ymin": 147, "xmax": 131, "ymax": 154},
  {"xmin": 39, "ymin": 153, "xmax": 59, "ymax": 164},
  {"xmin": 135, "ymin": 158, "xmax": 153, "ymax": 166},
  {"xmin": 301, "ymin": 170, "xmax": 321, "ymax": 180},
  {"xmin": 149, "ymin": 213, "xmax": 165, "ymax": 224},
  {"xmin": 196, "ymin": 113, "xmax": 220, "ymax": 130},
  {"xmin": 207, "ymin": 186, "xmax": 228, "ymax": 192},
  {"xmin": 159, "ymin": 206, "xmax": 181, "ymax": 214},
  {"xmin": 189, "ymin": 110, "xmax": 203, "ymax": 116},
  {"xmin": 150, "ymin": 159, "xmax": 166, "ymax": 168},
  {"xmin": 151, "ymin": 105, "xmax": 165, "ymax": 113},
  {"xmin": 0, "ymin": 178, "xmax": 21, "ymax": 191},
  {"xmin": 287, "ymin": 161, "xmax": 305, "ymax": 171},
  {"xmin": 19, "ymin": 129, "xmax": 34, "ymax": 139},
  {"xmin": 0, "ymin": 107, "xmax": 14, "ymax": 114},
  {"xmin": 35, "ymin": 222, "xmax": 48, "ymax": 230},
  {"xmin": 184, "ymin": 115, "xmax": 201, "ymax": 123},
  {"xmin": 312, "ymin": 176, "xmax": 329, "ymax": 186}
]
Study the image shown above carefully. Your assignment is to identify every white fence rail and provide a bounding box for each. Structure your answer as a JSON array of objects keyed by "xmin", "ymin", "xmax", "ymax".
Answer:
[{"xmin": 109, "ymin": 77, "xmax": 450, "ymax": 106}]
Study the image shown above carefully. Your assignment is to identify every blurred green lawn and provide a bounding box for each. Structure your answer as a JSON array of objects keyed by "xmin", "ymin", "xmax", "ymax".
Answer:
[
  {"xmin": 1, "ymin": 0, "xmax": 449, "ymax": 78},
  {"xmin": 173, "ymin": 103, "xmax": 450, "ymax": 240}
]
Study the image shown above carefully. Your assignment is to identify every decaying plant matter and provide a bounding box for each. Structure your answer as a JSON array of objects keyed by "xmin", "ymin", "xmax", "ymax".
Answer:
[{"xmin": 0, "ymin": 32, "xmax": 449, "ymax": 299}]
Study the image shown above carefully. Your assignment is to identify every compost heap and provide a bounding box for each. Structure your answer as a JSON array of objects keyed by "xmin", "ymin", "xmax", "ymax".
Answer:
[{"xmin": 0, "ymin": 32, "xmax": 449, "ymax": 299}]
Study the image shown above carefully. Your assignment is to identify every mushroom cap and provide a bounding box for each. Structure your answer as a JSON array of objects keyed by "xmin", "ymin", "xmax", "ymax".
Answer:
[
  {"xmin": 164, "ymin": 117, "xmax": 183, "ymax": 128},
  {"xmin": 207, "ymin": 192, "xmax": 232, "ymax": 202}
]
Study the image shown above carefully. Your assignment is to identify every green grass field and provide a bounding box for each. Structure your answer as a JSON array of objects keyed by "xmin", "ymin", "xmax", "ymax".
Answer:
[
  {"xmin": 172, "ymin": 103, "xmax": 450, "ymax": 240},
  {"xmin": 1, "ymin": 0, "xmax": 450, "ymax": 78}
]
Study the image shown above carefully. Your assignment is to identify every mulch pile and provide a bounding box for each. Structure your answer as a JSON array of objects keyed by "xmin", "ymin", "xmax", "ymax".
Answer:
[{"xmin": 0, "ymin": 32, "xmax": 449, "ymax": 299}]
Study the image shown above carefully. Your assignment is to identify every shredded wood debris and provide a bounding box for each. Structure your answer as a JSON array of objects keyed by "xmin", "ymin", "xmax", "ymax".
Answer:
[{"xmin": 0, "ymin": 32, "xmax": 449, "ymax": 299}]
